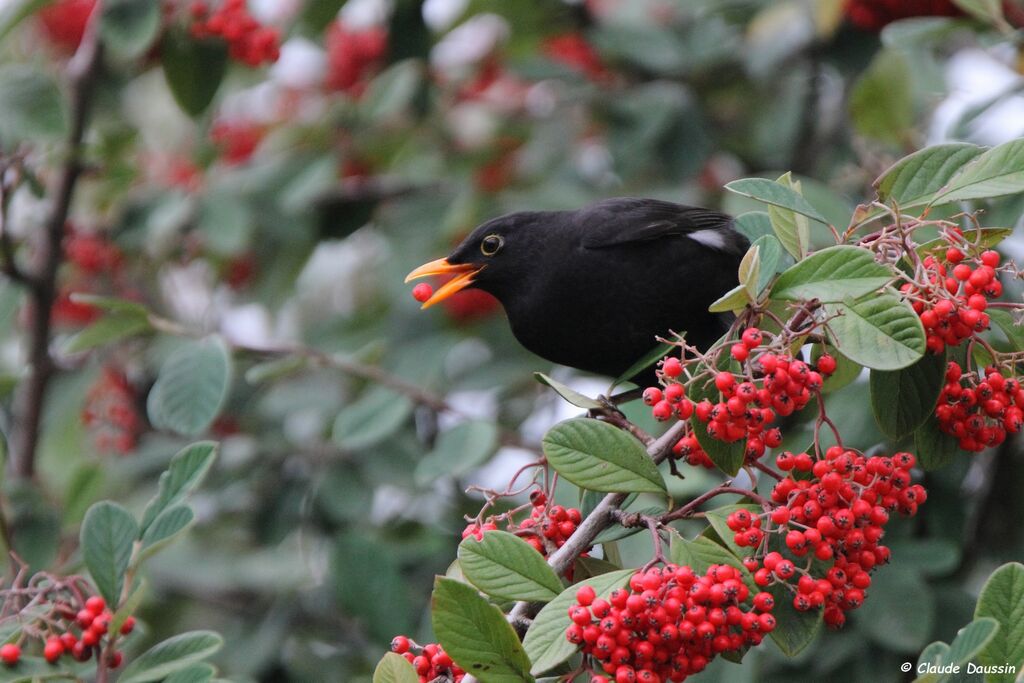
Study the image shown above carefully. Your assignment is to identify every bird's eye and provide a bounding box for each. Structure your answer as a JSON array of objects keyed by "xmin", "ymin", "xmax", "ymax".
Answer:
[{"xmin": 480, "ymin": 234, "xmax": 504, "ymax": 256}]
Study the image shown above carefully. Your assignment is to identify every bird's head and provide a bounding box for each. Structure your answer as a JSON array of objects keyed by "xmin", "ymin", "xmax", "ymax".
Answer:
[{"xmin": 405, "ymin": 211, "xmax": 546, "ymax": 309}]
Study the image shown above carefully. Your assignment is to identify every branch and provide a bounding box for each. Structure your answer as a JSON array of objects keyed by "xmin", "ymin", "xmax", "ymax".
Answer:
[
  {"xmin": 506, "ymin": 420, "xmax": 688, "ymax": 632},
  {"xmin": 9, "ymin": 9, "xmax": 103, "ymax": 479}
]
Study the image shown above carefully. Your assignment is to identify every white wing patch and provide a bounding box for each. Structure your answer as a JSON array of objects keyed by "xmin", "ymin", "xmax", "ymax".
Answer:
[{"xmin": 687, "ymin": 229, "xmax": 728, "ymax": 250}]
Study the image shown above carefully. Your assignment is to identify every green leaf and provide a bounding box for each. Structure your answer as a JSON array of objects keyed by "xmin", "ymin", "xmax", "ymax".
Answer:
[
  {"xmin": 68, "ymin": 294, "xmax": 150, "ymax": 316},
  {"xmin": 118, "ymin": 631, "xmax": 224, "ymax": 683},
  {"xmin": 824, "ymin": 293, "xmax": 926, "ymax": 370},
  {"xmin": 849, "ymin": 50, "xmax": 913, "ymax": 145},
  {"xmin": 0, "ymin": 64, "xmax": 67, "ymax": 143},
  {"xmin": 725, "ymin": 177, "xmax": 829, "ymax": 226},
  {"xmin": 361, "ymin": 60, "xmax": 424, "ymax": 121},
  {"xmin": 140, "ymin": 441, "xmax": 218, "ymax": 532},
  {"xmin": 431, "ymin": 578, "xmax": 534, "ymax": 683},
  {"xmin": 767, "ymin": 172, "xmax": 813, "ymax": 259},
  {"xmin": 771, "ymin": 245, "xmax": 892, "ymax": 302},
  {"xmin": 332, "ymin": 386, "xmax": 413, "ymax": 451},
  {"xmin": 749, "ymin": 234, "xmax": 790, "ymax": 295},
  {"xmin": 668, "ymin": 532, "xmax": 752, "ymax": 586},
  {"xmin": 161, "ymin": 29, "xmax": 228, "ymax": 117},
  {"xmin": 139, "ymin": 504, "xmax": 194, "ymax": 559},
  {"xmin": 875, "ymin": 143, "xmax": 984, "ymax": 208},
  {"xmin": 611, "ymin": 341, "xmax": 675, "ymax": 390},
  {"xmin": 147, "ymin": 337, "xmax": 232, "ymax": 437},
  {"xmin": 163, "ymin": 663, "xmax": 217, "ymax": 683},
  {"xmin": 707, "ymin": 284, "xmax": 751, "ymax": 313},
  {"xmin": 416, "ymin": 420, "xmax": 500, "ymax": 485},
  {"xmin": 458, "ymin": 531, "xmax": 563, "ymax": 602},
  {"xmin": 953, "ymin": 0, "xmax": 1008, "ymax": 25},
  {"xmin": 373, "ymin": 653, "xmax": 419, "ymax": 683},
  {"xmin": 0, "ymin": 0, "xmax": 54, "ymax": 44},
  {"xmin": 869, "ymin": 351, "xmax": 946, "ymax": 439},
  {"xmin": 523, "ymin": 569, "xmax": 632, "ymax": 675},
  {"xmin": 0, "ymin": 655, "xmax": 91, "ymax": 682},
  {"xmin": 733, "ymin": 211, "xmax": 774, "ymax": 242},
  {"xmin": 947, "ymin": 617, "xmax": 1000, "ymax": 669},
  {"xmin": 989, "ymin": 309, "xmax": 1024, "ymax": 351},
  {"xmin": 975, "ymin": 563, "xmax": 1024, "ymax": 682},
  {"xmin": 915, "ymin": 412, "xmax": 960, "ymax": 470},
  {"xmin": 932, "ymin": 138, "xmax": 1024, "ymax": 205},
  {"xmin": 80, "ymin": 502, "xmax": 138, "ymax": 607},
  {"xmin": 101, "ymin": 0, "xmax": 161, "ymax": 59},
  {"xmin": 857, "ymin": 567, "xmax": 935, "ymax": 652},
  {"xmin": 914, "ymin": 641, "xmax": 952, "ymax": 683},
  {"xmin": 534, "ymin": 373, "xmax": 602, "ymax": 410},
  {"xmin": 63, "ymin": 313, "xmax": 152, "ymax": 354},
  {"xmin": 541, "ymin": 418, "xmax": 666, "ymax": 494},
  {"xmin": 767, "ymin": 577, "xmax": 823, "ymax": 657},
  {"xmin": 739, "ymin": 244, "xmax": 761, "ymax": 299}
]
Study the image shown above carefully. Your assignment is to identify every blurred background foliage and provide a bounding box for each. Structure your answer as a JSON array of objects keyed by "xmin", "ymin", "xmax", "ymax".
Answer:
[{"xmin": 3, "ymin": 0, "xmax": 1024, "ymax": 680}]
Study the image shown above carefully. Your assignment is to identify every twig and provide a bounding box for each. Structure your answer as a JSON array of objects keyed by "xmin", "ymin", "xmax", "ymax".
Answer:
[{"xmin": 9, "ymin": 9, "xmax": 103, "ymax": 479}]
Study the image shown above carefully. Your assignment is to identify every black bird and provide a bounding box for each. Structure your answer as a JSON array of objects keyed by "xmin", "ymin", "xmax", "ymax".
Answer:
[{"xmin": 405, "ymin": 197, "xmax": 749, "ymax": 385}]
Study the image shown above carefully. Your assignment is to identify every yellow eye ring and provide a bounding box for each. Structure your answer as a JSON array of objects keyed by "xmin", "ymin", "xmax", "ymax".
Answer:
[{"xmin": 481, "ymin": 234, "xmax": 504, "ymax": 256}]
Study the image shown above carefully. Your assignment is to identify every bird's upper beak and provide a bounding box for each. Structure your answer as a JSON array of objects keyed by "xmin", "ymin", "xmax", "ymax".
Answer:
[{"xmin": 404, "ymin": 258, "xmax": 483, "ymax": 309}]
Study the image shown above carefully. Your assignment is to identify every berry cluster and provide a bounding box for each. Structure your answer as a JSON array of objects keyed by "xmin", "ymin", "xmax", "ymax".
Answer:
[
  {"xmin": 189, "ymin": 0, "xmax": 280, "ymax": 67},
  {"xmin": 65, "ymin": 229, "xmax": 123, "ymax": 276},
  {"xmin": 763, "ymin": 448, "xmax": 924, "ymax": 628},
  {"xmin": 210, "ymin": 119, "xmax": 264, "ymax": 165},
  {"xmin": 82, "ymin": 366, "xmax": 142, "ymax": 455},
  {"xmin": 53, "ymin": 226, "xmax": 124, "ymax": 328},
  {"xmin": 463, "ymin": 492, "xmax": 582, "ymax": 558},
  {"xmin": 671, "ymin": 431, "xmax": 714, "ymax": 469},
  {"xmin": 903, "ymin": 247, "xmax": 1001, "ymax": 354},
  {"xmin": 37, "ymin": 0, "xmax": 95, "ymax": 52},
  {"xmin": 390, "ymin": 636, "xmax": 464, "ymax": 683},
  {"xmin": 325, "ymin": 21, "xmax": 387, "ymax": 94},
  {"xmin": 566, "ymin": 563, "xmax": 776, "ymax": 682},
  {"xmin": 843, "ymin": 0, "xmax": 962, "ymax": 30},
  {"xmin": 935, "ymin": 361, "xmax": 1024, "ymax": 451},
  {"xmin": 647, "ymin": 329, "xmax": 833, "ymax": 463},
  {"xmin": 542, "ymin": 33, "xmax": 608, "ymax": 82},
  {"xmin": 0, "ymin": 595, "xmax": 134, "ymax": 668}
]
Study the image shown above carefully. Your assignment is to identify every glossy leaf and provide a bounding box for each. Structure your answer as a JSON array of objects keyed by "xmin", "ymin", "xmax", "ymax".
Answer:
[
  {"xmin": 161, "ymin": 29, "xmax": 228, "ymax": 117},
  {"xmin": 542, "ymin": 418, "xmax": 666, "ymax": 494},
  {"xmin": 431, "ymin": 578, "xmax": 534, "ymax": 683},
  {"xmin": 458, "ymin": 531, "xmax": 563, "ymax": 602},
  {"xmin": 914, "ymin": 413, "xmax": 960, "ymax": 470},
  {"xmin": 707, "ymin": 284, "xmax": 751, "ymax": 313}
]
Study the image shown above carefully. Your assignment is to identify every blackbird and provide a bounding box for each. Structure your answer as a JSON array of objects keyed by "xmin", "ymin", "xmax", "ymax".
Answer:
[{"xmin": 406, "ymin": 197, "xmax": 749, "ymax": 385}]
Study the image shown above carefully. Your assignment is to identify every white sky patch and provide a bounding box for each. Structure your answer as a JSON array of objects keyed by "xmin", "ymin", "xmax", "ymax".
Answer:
[
  {"xmin": 423, "ymin": 0, "xmax": 469, "ymax": 31},
  {"xmin": 931, "ymin": 47, "xmax": 1024, "ymax": 146},
  {"xmin": 271, "ymin": 37, "xmax": 327, "ymax": 90},
  {"xmin": 431, "ymin": 13, "xmax": 509, "ymax": 73}
]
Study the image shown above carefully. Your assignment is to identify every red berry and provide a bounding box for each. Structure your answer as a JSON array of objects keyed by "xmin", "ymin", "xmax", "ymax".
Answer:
[
  {"xmin": 663, "ymin": 357, "xmax": 683, "ymax": 378},
  {"xmin": 44, "ymin": 637, "xmax": 64, "ymax": 663},
  {"xmin": 0, "ymin": 644, "xmax": 19, "ymax": 666},
  {"xmin": 412, "ymin": 282, "xmax": 433, "ymax": 303},
  {"xmin": 120, "ymin": 615, "xmax": 136, "ymax": 635},
  {"xmin": 85, "ymin": 596, "xmax": 106, "ymax": 615}
]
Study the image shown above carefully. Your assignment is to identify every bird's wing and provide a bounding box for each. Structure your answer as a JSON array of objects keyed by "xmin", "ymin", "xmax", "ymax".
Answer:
[{"xmin": 577, "ymin": 198, "xmax": 745, "ymax": 255}]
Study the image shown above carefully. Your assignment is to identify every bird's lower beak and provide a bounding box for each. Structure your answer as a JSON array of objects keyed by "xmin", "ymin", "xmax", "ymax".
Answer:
[{"xmin": 404, "ymin": 258, "xmax": 483, "ymax": 309}]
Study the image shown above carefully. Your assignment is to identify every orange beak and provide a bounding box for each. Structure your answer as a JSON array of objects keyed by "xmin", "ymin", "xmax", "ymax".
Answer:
[{"xmin": 404, "ymin": 258, "xmax": 483, "ymax": 309}]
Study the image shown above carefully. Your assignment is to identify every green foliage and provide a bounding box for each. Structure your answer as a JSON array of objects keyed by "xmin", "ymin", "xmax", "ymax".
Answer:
[
  {"xmin": 81, "ymin": 501, "xmax": 137, "ymax": 606},
  {"xmin": 541, "ymin": 418, "xmax": 666, "ymax": 494},
  {"xmin": 147, "ymin": 338, "xmax": 232, "ymax": 437},
  {"xmin": 974, "ymin": 563, "xmax": 1024, "ymax": 681},
  {"xmin": 458, "ymin": 530, "xmax": 563, "ymax": 602}
]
